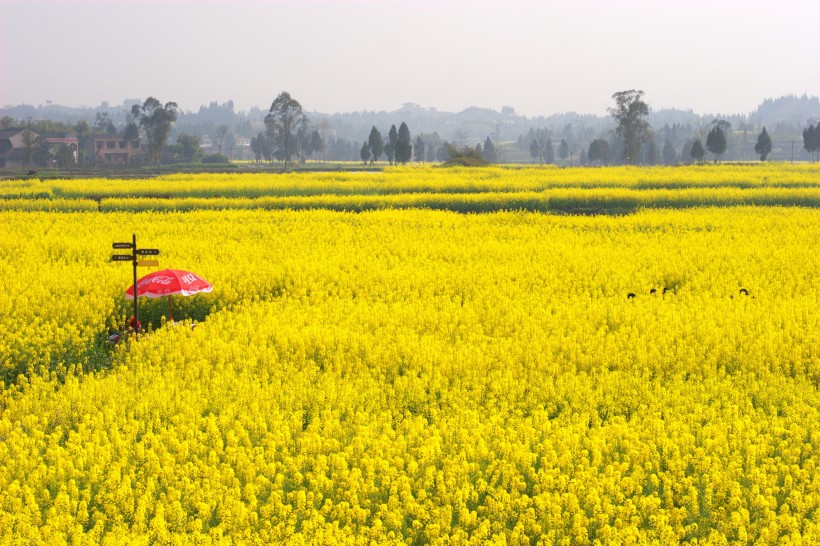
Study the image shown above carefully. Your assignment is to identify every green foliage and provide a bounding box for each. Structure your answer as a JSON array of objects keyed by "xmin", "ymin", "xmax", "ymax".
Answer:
[
  {"xmin": 309, "ymin": 130, "xmax": 324, "ymax": 159},
  {"xmin": 754, "ymin": 127, "xmax": 772, "ymax": 161},
  {"xmin": 385, "ymin": 125, "xmax": 398, "ymax": 165},
  {"xmin": 662, "ymin": 140, "xmax": 677, "ymax": 165},
  {"xmin": 588, "ymin": 139, "xmax": 611, "ymax": 165},
  {"xmin": 395, "ymin": 122, "xmax": 412, "ymax": 165},
  {"xmin": 440, "ymin": 144, "xmax": 489, "ymax": 167},
  {"xmin": 368, "ymin": 127, "xmax": 384, "ymax": 164},
  {"xmin": 608, "ymin": 90, "xmax": 652, "ymax": 164},
  {"xmin": 804, "ymin": 124, "xmax": 819, "ymax": 161},
  {"xmin": 414, "ymin": 137, "xmax": 425, "ymax": 163},
  {"xmin": 132, "ymin": 97, "xmax": 179, "ymax": 166},
  {"xmin": 94, "ymin": 112, "xmax": 117, "ymax": 135},
  {"xmin": 647, "ymin": 141, "xmax": 659, "ymax": 165},
  {"xmin": 559, "ymin": 139, "xmax": 569, "ymax": 161},
  {"xmin": 54, "ymin": 143, "xmax": 76, "ymax": 169},
  {"xmin": 482, "ymin": 137, "xmax": 497, "ymax": 163},
  {"xmin": 691, "ymin": 139, "xmax": 705, "ymax": 163},
  {"xmin": 360, "ymin": 141, "xmax": 370, "ymax": 165},
  {"xmin": 706, "ymin": 126, "xmax": 728, "ymax": 163},
  {"xmin": 202, "ymin": 153, "xmax": 230, "ymax": 164},
  {"xmin": 264, "ymin": 91, "xmax": 305, "ymax": 170},
  {"xmin": 544, "ymin": 139, "xmax": 555, "ymax": 164},
  {"xmin": 175, "ymin": 133, "xmax": 202, "ymax": 163}
]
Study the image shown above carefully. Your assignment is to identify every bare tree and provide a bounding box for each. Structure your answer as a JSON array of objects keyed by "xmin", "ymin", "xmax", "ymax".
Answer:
[
  {"xmin": 317, "ymin": 119, "xmax": 332, "ymax": 163},
  {"xmin": 21, "ymin": 118, "xmax": 37, "ymax": 167},
  {"xmin": 216, "ymin": 124, "xmax": 229, "ymax": 156},
  {"xmin": 454, "ymin": 128, "xmax": 468, "ymax": 149}
]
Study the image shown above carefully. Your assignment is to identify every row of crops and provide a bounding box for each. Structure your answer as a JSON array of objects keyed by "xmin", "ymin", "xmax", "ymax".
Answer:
[
  {"xmin": 1, "ymin": 166, "xmax": 818, "ymax": 542},
  {"xmin": 2, "ymin": 164, "xmax": 820, "ymax": 213}
]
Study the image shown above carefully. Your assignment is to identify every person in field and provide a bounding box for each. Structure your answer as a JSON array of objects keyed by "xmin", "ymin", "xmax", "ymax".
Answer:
[{"xmin": 129, "ymin": 317, "xmax": 141, "ymax": 333}]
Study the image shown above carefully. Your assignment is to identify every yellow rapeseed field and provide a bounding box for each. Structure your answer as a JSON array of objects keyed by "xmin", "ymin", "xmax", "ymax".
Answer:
[{"xmin": 0, "ymin": 165, "xmax": 818, "ymax": 544}]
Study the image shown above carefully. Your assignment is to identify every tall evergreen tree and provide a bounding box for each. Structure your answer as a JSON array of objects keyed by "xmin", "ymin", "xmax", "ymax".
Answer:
[
  {"xmin": 681, "ymin": 140, "xmax": 694, "ymax": 164},
  {"xmin": 360, "ymin": 141, "xmax": 370, "ymax": 165},
  {"xmin": 691, "ymin": 139, "xmax": 705, "ymax": 163},
  {"xmin": 414, "ymin": 136, "xmax": 425, "ymax": 163},
  {"xmin": 395, "ymin": 122, "xmax": 412, "ymax": 164},
  {"xmin": 587, "ymin": 139, "xmax": 611, "ymax": 165},
  {"xmin": 803, "ymin": 124, "xmax": 818, "ymax": 162},
  {"xmin": 544, "ymin": 139, "xmax": 555, "ymax": 164},
  {"xmin": 647, "ymin": 141, "xmax": 659, "ymax": 165},
  {"xmin": 367, "ymin": 126, "xmax": 384, "ymax": 165},
  {"xmin": 662, "ymin": 140, "xmax": 677, "ymax": 165},
  {"xmin": 706, "ymin": 125, "xmax": 727, "ymax": 163},
  {"xmin": 384, "ymin": 124, "xmax": 398, "ymax": 165},
  {"xmin": 558, "ymin": 138, "xmax": 569, "ymax": 162},
  {"xmin": 309, "ymin": 130, "xmax": 324, "ymax": 160},
  {"xmin": 754, "ymin": 127, "xmax": 772, "ymax": 161},
  {"xmin": 482, "ymin": 136, "xmax": 497, "ymax": 163}
]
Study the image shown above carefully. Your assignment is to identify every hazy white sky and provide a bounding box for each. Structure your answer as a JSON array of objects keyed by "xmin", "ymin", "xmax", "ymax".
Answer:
[{"xmin": 1, "ymin": 0, "xmax": 818, "ymax": 117}]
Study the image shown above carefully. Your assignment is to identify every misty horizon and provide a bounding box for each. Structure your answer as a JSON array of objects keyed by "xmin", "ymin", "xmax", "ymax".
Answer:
[
  {"xmin": 5, "ymin": 93, "xmax": 819, "ymax": 121},
  {"xmin": 2, "ymin": 0, "xmax": 818, "ymax": 120}
]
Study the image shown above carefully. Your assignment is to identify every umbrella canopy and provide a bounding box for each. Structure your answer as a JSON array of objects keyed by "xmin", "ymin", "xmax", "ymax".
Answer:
[{"xmin": 125, "ymin": 269, "xmax": 212, "ymax": 299}]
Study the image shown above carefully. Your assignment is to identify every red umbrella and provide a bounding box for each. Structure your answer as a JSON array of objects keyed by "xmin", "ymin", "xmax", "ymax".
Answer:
[{"xmin": 125, "ymin": 269, "xmax": 212, "ymax": 321}]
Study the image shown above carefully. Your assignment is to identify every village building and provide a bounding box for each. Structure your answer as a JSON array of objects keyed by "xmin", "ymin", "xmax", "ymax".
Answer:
[
  {"xmin": 0, "ymin": 127, "xmax": 34, "ymax": 168},
  {"xmin": 85, "ymin": 134, "xmax": 142, "ymax": 165}
]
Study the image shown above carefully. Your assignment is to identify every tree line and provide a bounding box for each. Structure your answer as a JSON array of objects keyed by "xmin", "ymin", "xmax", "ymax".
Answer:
[{"xmin": 4, "ymin": 90, "xmax": 819, "ymax": 169}]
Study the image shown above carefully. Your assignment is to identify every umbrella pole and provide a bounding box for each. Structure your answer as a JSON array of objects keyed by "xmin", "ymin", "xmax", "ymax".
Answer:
[
  {"xmin": 133, "ymin": 233, "xmax": 139, "ymax": 337},
  {"xmin": 168, "ymin": 295, "xmax": 173, "ymax": 323}
]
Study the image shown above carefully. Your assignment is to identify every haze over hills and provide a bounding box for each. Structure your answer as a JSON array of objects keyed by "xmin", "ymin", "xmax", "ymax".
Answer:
[
  {"xmin": 2, "ymin": 95, "xmax": 818, "ymax": 144},
  {"xmin": 3, "ymin": 94, "xmax": 818, "ymax": 164}
]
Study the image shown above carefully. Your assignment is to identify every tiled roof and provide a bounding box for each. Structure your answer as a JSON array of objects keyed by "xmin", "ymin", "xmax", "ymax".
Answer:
[{"xmin": 0, "ymin": 128, "xmax": 27, "ymax": 139}]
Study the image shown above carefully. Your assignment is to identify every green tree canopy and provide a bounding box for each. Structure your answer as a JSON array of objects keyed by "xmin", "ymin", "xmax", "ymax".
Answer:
[
  {"xmin": 706, "ymin": 125, "xmax": 728, "ymax": 163},
  {"xmin": 647, "ymin": 141, "xmax": 659, "ymax": 165},
  {"xmin": 690, "ymin": 139, "xmax": 705, "ymax": 163},
  {"xmin": 558, "ymin": 138, "xmax": 569, "ymax": 162},
  {"xmin": 94, "ymin": 112, "xmax": 117, "ymax": 135},
  {"xmin": 395, "ymin": 122, "xmax": 412, "ymax": 164},
  {"xmin": 587, "ymin": 139, "xmax": 611, "ymax": 165},
  {"xmin": 754, "ymin": 127, "xmax": 772, "ymax": 161},
  {"xmin": 360, "ymin": 141, "xmax": 370, "ymax": 165},
  {"xmin": 414, "ymin": 136, "xmax": 425, "ymax": 163},
  {"xmin": 482, "ymin": 136, "xmax": 497, "ymax": 163},
  {"xmin": 309, "ymin": 130, "xmax": 324, "ymax": 159},
  {"xmin": 608, "ymin": 90, "xmax": 652, "ymax": 164},
  {"xmin": 264, "ymin": 91, "xmax": 306, "ymax": 170},
  {"xmin": 544, "ymin": 139, "xmax": 555, "ymax": 164},
  {"xmin": 176, "ymin": 133, "xmax": 202, "ymax": 163},
  {"xmin": 803, "ymin": 124, "xmax": 818, "ymax": 162},
  {"xmin": 131, "ymin": 97, "xmax": 179, "ymax": 165},
  {"xmin": 662, "ymin": 140, "xmax": 677, "ymax": 165},
  {"xmin": 385, "ymin": 125, "xmax": 398, "ymax": 165},
  {"xmin": 367, "ymin": 127, "xmax": 384, "ymax": 165}
]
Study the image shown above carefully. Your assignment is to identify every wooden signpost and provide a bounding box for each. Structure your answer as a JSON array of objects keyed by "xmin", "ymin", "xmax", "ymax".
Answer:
[{"xmin": 111, "ymin": 234, "xmax": 160, "ymax": 336}]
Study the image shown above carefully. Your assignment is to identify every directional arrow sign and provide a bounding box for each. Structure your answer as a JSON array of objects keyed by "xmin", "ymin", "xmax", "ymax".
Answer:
[
  {"xmin": 111, "ymin": 254, "xmax": 134, "ymax": 262},
  {"xmin": 137, "ymin": 260, "xmax": 159, "ymax": 267},
  {"xmin": 135, "ymin": 248, "xmax": 160, "ymax": 256},
  {"xmin": 113, "ymin": 242, "xmax": 134, "ymax": 249}
]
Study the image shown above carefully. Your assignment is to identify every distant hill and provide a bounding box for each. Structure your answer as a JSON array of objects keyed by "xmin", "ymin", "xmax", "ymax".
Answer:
[
  {"xmin": 750, "ymin": 95, "xmax": 820, "ymax": 128},
  {"xmin": 3, "ymin": 95, "xmax": 818, "ymax": 145}
]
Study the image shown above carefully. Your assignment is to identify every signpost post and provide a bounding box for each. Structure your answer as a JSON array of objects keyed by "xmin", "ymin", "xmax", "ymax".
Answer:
[{"xmin": 111, "ymin": 234, "xmax": 160, "ymax": 338}]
